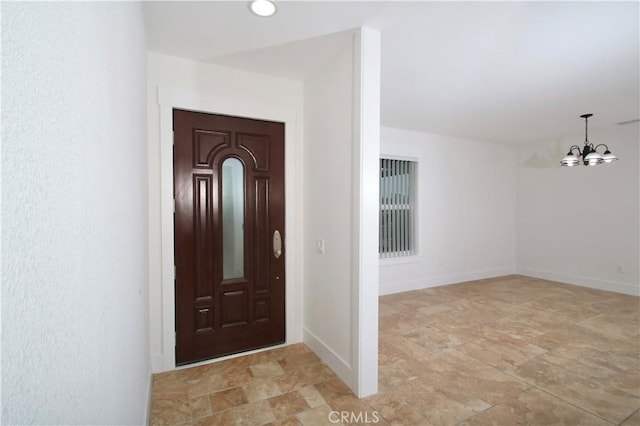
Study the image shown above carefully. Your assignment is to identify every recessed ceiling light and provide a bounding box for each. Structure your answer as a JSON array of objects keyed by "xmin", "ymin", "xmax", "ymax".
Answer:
[{"xmin": 250, "ymin": 0, "xmax": 277, "ymax": 17}]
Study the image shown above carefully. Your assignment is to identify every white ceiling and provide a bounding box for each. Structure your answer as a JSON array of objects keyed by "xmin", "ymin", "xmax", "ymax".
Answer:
[{"xmin": 143, "ymin": 1, "xmax": 639, "ymax": 145}]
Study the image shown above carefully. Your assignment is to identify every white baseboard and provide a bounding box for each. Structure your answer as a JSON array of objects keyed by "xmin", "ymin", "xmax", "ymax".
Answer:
[
  {"xmin": 303, "ymin": 328, "xmax": 352, "ymax": 389},
  {"xmin": 379, "ymin": 266, "xmax": 517, "ymax": 296},
  {"xmin": 517, "ymin": 267, "xmax": 640, "ymax": 297}
]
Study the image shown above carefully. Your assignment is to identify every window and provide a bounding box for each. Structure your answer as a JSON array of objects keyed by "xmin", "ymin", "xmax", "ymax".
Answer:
[{"xmin": 379, "ymin": 158, "xmax": 416, "ymax": 258}]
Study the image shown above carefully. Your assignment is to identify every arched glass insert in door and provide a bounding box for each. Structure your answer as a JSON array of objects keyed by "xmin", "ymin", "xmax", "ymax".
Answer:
[{"xmin": 222, "ymin": 157, "xmax": 245, "ymax": 279}]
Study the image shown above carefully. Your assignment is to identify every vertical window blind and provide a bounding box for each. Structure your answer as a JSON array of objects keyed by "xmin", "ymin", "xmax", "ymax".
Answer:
[{"xmin": 379, "ymin": 158, "xmax": 416, "ymax": 258}]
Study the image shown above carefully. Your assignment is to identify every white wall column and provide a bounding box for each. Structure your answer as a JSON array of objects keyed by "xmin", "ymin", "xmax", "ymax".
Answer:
[
  {"xmin": 302, "ymin": 27, "xmax": 380, "ymax": 398},
  {"xmin": 351, "ymin": 27, "xmax": 381, "ymax": 398}
]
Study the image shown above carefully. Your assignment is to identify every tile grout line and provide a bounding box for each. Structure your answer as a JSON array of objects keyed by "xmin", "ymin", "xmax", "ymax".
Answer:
[
  {"xmin": 532, "ymin": 385, "xmax": 619, "ymax": 425},
  {"xmin": 618, "ymin": 408, "xmax": 639, "ymax": 426}
]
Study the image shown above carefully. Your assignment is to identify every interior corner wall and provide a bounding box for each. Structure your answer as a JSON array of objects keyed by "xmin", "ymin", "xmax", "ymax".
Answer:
[
  {"xmin": 302, "ymin": 39, "xmax": 355, "ymax": 383},
  {"xmin": 379, "ymin": 127, "xmax": 518, "ymax": 295},
  {"xmin": 516, "ymin": 123, "xmax": 640, "ymax": 296},
  {"xmin": 2, "ymin": 3, "xmax": 150, "ymax": 424},
  {"xmin": 146, "ymin": 53, "xmax": 304, "ymax": 371}
]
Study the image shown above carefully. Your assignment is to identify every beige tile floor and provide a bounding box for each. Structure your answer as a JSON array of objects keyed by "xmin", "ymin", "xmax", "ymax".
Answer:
[{"xmin": 149, "ymin": 275, "xmax": 640, "ymax": 425}]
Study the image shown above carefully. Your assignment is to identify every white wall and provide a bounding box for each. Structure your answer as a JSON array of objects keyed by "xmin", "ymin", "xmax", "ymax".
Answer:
[
  {"xmin": 517, "ymin": 123, "xmax": 640, "ymax": 295},
  {"xmin": 303, "ymin": 42, "xmax": 355, "ymax": 381},
  {"xmin": 2, "ymin": 3, "xmax": 150, "ymax": 424},
  {"xmin": 379, "ymin": 127, "xmax": 517, "ymax": 295},
  {"xmin": 146, "ymin": 53, "xmax": 304, "ymax": 371}
]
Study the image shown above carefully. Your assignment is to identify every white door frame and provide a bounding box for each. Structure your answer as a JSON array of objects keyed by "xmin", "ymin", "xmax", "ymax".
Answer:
[{"xmin": 156, "ymin": 87, "xmax": 302, "ymax": 371}]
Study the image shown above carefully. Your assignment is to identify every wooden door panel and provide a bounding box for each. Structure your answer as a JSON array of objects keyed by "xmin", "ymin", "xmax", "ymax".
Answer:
[
  {"xmin": 220, "ymin": 288, "xmax": 249, "ymax": 327},
  {"xmin": 238, "ymin": 133, "xmax": 270, "ymax": 171},
  {"xmin": 194, "ymin": 175, "xmax": 214, "ymax": 298},
  {"xmin": 255, "ymin": 298, "xmax": 270, "ymax": 322},
  {"xmin": 253, "ymin": 178, "xmax": 270, "ymax": 292},
  {"xmin": 173, "ymin": 109, "xmax": 285, "ymax": 365},
  {"xmin": 194, "ymin": 130, "xmax": 231, "ymax": 168}
]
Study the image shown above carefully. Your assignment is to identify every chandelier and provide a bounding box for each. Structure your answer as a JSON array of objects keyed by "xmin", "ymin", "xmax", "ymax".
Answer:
[{"xmin": 560, "ymin": 114, "xmax": 618, "ymax": 166}]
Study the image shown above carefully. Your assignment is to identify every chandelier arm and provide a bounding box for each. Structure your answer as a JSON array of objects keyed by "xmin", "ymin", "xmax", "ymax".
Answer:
[
  {"xmin": 594, "ymin": 143, "xmax": 609, "ymax": 152},
  {"xmin": 568, "ymin": 145, "xmax": 582, "ymax": 155}
]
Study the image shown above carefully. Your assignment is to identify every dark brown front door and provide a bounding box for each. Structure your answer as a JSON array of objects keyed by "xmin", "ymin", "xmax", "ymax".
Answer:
[{"xmin": 173, "ymin": 109, "xmax": 285, "ymax": 365}]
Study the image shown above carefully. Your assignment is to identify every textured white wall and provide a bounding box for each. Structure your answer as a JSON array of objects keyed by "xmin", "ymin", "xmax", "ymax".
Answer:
[
  {"xmin": 303, "ymin": 42, "xmax": 355, "ymax": 376},
  {"xmin": 517, "ymin": 123, "xmax": 640, "ymax": 295},
  {"xmin": 379, "ymin": 127, "xmax": 518, "ymax": 294},
  {"xmin": 146, "ymin": 53, "xmax": 305, "ymax": 370},
  {"xmin": 2, "ymin": 3, "xmax": 150, "ymax": 424}
]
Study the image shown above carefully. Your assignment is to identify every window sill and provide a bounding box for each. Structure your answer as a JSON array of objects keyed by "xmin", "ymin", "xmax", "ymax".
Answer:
[{"xmin": 379, "ymin": 255, "xmax": 422, "ymax": 266}]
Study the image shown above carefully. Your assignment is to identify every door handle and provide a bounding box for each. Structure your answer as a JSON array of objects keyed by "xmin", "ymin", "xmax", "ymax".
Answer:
[{"xmin": 273, "ymin": 230, "xmax": 282, "ymax": 259}]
